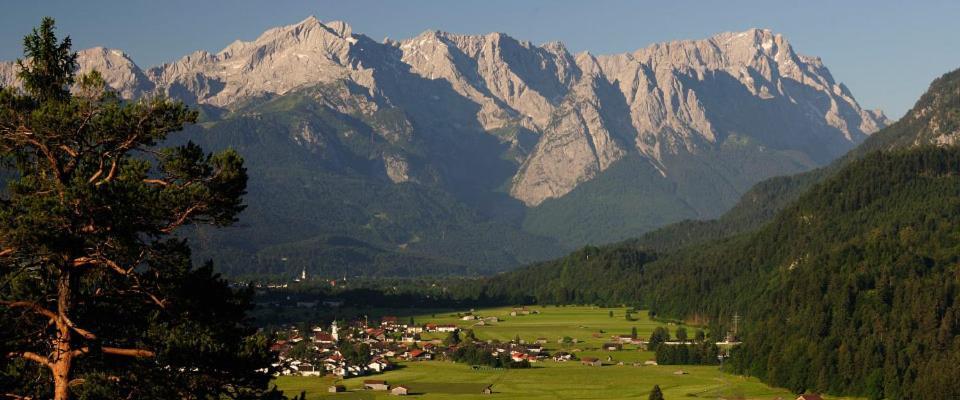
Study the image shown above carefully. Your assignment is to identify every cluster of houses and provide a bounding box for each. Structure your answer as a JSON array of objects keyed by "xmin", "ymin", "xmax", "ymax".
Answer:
[
  {"xmin": 270, "ymin": 313, "xmax": 569, "ymax": 379},
  {"xmin": 271, "ymin": 316, "xmax": 462, "ymax": 378}
]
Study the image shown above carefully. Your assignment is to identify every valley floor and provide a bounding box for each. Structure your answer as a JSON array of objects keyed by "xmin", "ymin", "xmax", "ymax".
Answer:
[
  {"xmin": 276, "ymin": 361, "xmax": 803, "ymax": 399},
  {"xmin": 274, "ymin": 306, "xmax": 861, "ymax": 399}
]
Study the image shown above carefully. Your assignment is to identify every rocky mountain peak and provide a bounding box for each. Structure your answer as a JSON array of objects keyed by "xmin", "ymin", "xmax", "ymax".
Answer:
[
  {"xmin": 140, "ymin": 16, "xmax": 376, "ymax": 106},
  {"xmin": 0, "ymin": 20, "xmax": 889, "ymax": 210},
  {"xmin": 75, "ymin": 47, "xmax": 154, "ymax": 98}
]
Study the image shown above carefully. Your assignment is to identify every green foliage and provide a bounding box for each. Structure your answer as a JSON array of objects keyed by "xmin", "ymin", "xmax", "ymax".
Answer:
[
  {"xmin": 655, "ymin": 342, "xmax": 719, "ymax": 365},
  {"xmin": 453, "ymin": 245, "xmax": 656, "ymax": 305},
  {"xmin": 16, "ymin": 17, "xmax": 77, "ymax": 102},
  {"xmin": 464, "ymin": 329, "xmax": 479, "ymax": 343},
  {"xmin": 675, "ymin": 327, "xmax": 687, "ymax": 342},
  {"xmin": 694, "ymin": 329, "xmax": 705, "ymax": 342},
  {"xmin": 0, "ymin": 19, "xmax": 277, "ymax": 399},
  {"xmin": 649, "ymin": 384, "xmax": 664, "ymax": 400},
  {"xmin": 443, "ymin": 330, "xmax": 461, "ymax": 346},
  {"xmin": 647, "ymin": 327, "xmax": 670, "ymax": 352},
  {"xmin": 447, "ymin": 344, "xmax": 530, "ymax": 369},
  {"xmin": 651, "ymin": 146, "xmax": 960, "ymax": 399},
  {"xmin": 461, "ymin": 143, "xmax": 960, "ymax": 398},
  {"xmin": 338, "ymin": 340, "xmax": 371, "ymax": 366}
]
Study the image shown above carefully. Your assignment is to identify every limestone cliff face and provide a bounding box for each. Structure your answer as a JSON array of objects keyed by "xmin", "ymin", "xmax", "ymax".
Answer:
[
  {"xmin": 510, "ymin": 53, "xmax": 628, "ymax": 205},
  {"xmin": 398, "ymin": 31, "xmax": 578, "ymax": 132},
  {"xmin": 509, "ymin": 29, "xmax": 889, "ymax": 205},
  {"xmin": 0, "ymin": 19, "xmax": 887, "ymax": 207},
  {"xmin": 145, "ymin": 17, "xmax": 377, "ymax": 106}
]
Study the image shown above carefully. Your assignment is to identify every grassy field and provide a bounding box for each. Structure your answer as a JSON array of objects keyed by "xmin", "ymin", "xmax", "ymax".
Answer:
[
  {"xmin": 274, "ymin": 306, "xmax": 858, "ymax": 399},
  {"xmin": 416, "ymin": 305, "xmax": 665, "ymax": 344}
]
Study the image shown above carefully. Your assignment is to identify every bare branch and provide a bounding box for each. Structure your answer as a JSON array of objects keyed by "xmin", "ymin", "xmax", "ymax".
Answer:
[
  {"xmin": 0, "ymin": 300, "xmax": 57, "ymax": 321},
  {"xmin": 60, "ymin": 313, "xmax": 97, "ymax": 340},
  {"xmin": 71, "ymin": 256, "xmax": 97, "ymax": 268},
  {"xmin": 94, "ymin": 158, "xmax": 118, "ymax": 187},
  {"xmin": 142, "ymin": 178, "xmax": 169, "ymax": 186},
  {"xmin": 7, "ymin": 351, "xmax": 51, "ymax": 368},
  {"xmin": 160, "ymin": 202, "xmax": 205, "ymax": 234},
  {"xmin": 73, "ymin": 346, "xmax": 155, "ymax": 359},
  {"xmin": 73, "ymin": 254, "xmax": 168, "ymax": 309},
  {"xmin": 58, "ymin": 145, "xmax": 78, "ymax": 158},
  {"xmin": 87, "ymin": 157, "xmax": 105, "ymax": 184}
]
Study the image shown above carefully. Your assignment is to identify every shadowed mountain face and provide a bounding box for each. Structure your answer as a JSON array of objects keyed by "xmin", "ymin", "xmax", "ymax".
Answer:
[{"xmin": 0, "ymin": 17, "xmax": 888, "ymax": 276}]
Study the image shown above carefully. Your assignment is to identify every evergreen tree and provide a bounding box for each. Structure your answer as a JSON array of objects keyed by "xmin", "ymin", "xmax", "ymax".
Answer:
[
  {"xmin": 443, "ymin": 330, "xmax": 461, "ymax": 346},
  {"xmin": 649, "ymin": 384, "xmax": 664, "ymax": 400},
  {"xmin": 648, "ymin": 327, "xmax": 670, "ymax": 351},
  {"xmin": 631, "ymin": 326, "xmax": 638, "ymax": 339},
  {"xmin": 694, "ymin": 329, "xmax": 705, "ymax": 343},
  {"xmin": 0, "ymin": 19, "xmax": 278, "ymax": 400},
  {"xmin": 464, "ymin": 329, "xmax": 479, "ymax": 343},
  {"xmin": 676, "ymin": 327, "xmax": 688, "ymax": 343}
]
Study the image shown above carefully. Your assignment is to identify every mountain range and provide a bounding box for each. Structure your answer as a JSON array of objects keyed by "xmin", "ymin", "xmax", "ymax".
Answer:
[{"xmin": 1, "ymin": 17, "xmax": 889, "ymax": 276}]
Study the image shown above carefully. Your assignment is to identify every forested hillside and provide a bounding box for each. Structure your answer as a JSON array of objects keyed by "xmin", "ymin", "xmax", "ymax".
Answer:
[
  {"xmin": 456, "ymin": 244, "xmax": 656, "ymax": 306},
  {"xmin": 463, "ymin": 68, "xmax": 960, "ymax": 399},
  {"xmin": 655, "ymin": 147, "xmax": 960, "ymax": 399},
  {"xmin": 465, "ymin": 145, "xmax": 960, "ymax": 399}
]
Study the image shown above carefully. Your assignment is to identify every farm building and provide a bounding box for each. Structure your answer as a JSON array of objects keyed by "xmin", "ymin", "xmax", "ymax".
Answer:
[
  {"xmin": 602, "ymin": 342, "xmax": 623, "ymax": 351},
  {"xmin": 328, "ymin": 385, "xmax": 345, "ymax": 393},
  {"xmin": 391, "ymin": 385, "xmax": 410, "ymax": 396},
  {"xmin": 407, "ymin": 349, "xmax": 429, "ymax": 361},
  {"xmin": 796, "ymin": 395, "xmax": 823, "ymax": 400},
  {"xmin": 363, "ymin": 380, "xmax": 389, "ymax": 391},
  {"xmin": 482, "ymin": 385, "xmax": 493, "ymax": 394},
  {"xmin": 580, "ymin": 357, "xmax": 602, "ymax": 367},
  {"xmin": 436, "ymin": 324, "xmax": 458, "ymax": 332}
]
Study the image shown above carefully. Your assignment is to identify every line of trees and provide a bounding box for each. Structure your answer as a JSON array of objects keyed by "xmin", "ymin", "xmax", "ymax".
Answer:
[{"xmin": 655, "ymin": 343, "xmax": 720, "ymax": 365}]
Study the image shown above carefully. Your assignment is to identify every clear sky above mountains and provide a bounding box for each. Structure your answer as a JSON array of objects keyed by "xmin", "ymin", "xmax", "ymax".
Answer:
[{"xmin": 2, "ymin": 0, "xmax": 957, "ymax": 118}]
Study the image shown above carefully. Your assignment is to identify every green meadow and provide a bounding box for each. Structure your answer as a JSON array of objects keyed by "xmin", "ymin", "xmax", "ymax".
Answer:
[{"xmin": 275, "ymin": 306, "xmax": 859, "ymax": 399}]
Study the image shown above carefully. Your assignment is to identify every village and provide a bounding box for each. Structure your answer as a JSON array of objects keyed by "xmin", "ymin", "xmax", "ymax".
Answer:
[{"xmin": 269, "ymin": 306, "xmax": 747, "ymax": 397}]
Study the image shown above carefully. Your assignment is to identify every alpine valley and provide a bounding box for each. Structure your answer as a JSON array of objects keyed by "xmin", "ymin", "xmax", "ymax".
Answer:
[{"xmin": 0, "ymin": 17, "xmax": 889, "ymax": 277}]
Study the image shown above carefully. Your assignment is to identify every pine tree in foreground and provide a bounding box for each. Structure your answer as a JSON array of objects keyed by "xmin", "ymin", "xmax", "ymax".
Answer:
[{"xmin": 0, "ymin": 18, "xmax": 281, "ymax": 400}]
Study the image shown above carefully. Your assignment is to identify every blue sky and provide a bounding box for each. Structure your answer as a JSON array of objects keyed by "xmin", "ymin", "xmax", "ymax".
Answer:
[{"xmin": 2, "ymin": 0, "xmax": 958, "ymax": 118}]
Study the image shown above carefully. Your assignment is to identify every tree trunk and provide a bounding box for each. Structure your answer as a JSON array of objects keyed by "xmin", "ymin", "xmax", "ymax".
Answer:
[{"xmin": 52, "ymin": 268, "xmax": 75, "ymax": 400}]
